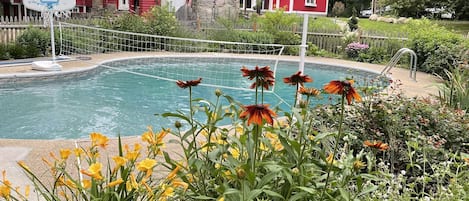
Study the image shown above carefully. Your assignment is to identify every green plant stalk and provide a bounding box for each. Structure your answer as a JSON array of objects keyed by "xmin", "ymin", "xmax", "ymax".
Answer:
[
  {"xmin": 252, "ymin": 124, "xmax": 261, "ymax": 175},
  {"xmin": 321, "ymin": 94, "xmax": 345, "ymax": 199},
  {"xmin": 255, "ymin": 76, "xmax": 259, "ymax": 105},
  {"xmin": 294, "ymin": 84, "xmax": 299, "ymax": 108},
  {"xmin": 189, "ymin": 86, "xmax": 199, "ymax": 159},
  {"xmin": 297, "ymin": 95, "xmax": 311, "ymax": 186}
]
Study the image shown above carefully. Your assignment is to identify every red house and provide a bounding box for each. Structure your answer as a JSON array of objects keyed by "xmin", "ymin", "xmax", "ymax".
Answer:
[
  {"xmin": 0, "ymin": 0, "xmax": 160, "ymax": 18},
  {"xmin": 240, "ymin": 0, "xmax": 328, "ymax": 15}
]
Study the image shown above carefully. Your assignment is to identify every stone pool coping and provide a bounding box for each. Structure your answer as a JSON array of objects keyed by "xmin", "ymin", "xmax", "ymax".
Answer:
[{"xmin": 0, "ymin": 52, "xmax": 442, "ymax": 198}]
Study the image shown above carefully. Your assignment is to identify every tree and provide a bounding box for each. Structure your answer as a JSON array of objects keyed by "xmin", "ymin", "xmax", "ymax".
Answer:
[
  {"xmin": 381, "ymin": 0, "xmax": 429, "ymax": 17},
  {"xmin": 328, "ymin": 0, "xmax": 370, "ymax": 17},
  {"xmin": 439, "ymin": 0, "xmax": 469, "ymax": 20}
]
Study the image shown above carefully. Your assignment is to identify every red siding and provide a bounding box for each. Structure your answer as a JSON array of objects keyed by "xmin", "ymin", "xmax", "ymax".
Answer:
[
  {"xmin": 76, "ymin": 0, "xmax": 85, "ymax": 6},
  {"xmin": 103, "ymin": 0, "xmax": 118, "ymax": 7},
  {"xmin": 139, "ymin": 0, "xmax": 158, "ymax": 14},
  {"xmin": 279, "ymin": 0, "xmax": 289, "ymax": 10},
  {"xmin": 271, "ymin": 0, "xmax": 327, "ymax": 14},
  {"xmin": 292, "ymin": 0, "xmax": 326, "ymax": 13}
]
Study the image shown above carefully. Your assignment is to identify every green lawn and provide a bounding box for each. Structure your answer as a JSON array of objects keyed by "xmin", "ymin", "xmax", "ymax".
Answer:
[
  {"xmin": 308, "ymin": 17, "xmax": 343, "ymax": 33},
  {"xmin": 435, "ymin": 20, "xmax": 469, "ymax": 35}
]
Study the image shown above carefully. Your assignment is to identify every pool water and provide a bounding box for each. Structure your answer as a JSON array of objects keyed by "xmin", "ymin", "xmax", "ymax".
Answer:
[{"xmin": 0, "ymin": 57, "xmax": 386, "ymax": 139}]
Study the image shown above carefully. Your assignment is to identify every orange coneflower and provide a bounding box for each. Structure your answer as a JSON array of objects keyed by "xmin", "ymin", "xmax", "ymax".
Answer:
[
  {"xmin": 241, "ymin": 65, "xmax": 274, "ymax": 80},
  {"xmin": 176, "ymin": 78, "xmax": 202, "ymax": 89},
  {"xmin": 363, "ymin": 140, "xmax": 389, "ymax": 151},
  {"xmin": 299, "ymin": 86, "xmax": 321, "ymax": 97},
  {"xmin": 324, "ymin": 80, "xmax": 362, "ymax": 105},
  {"xmin": 241, "ymin": 66, "xmax": 275, "ymax": 90},
  {"xmin": 239, "ymin": 104, "xmax": 277, "ymax": 126},
  {"xmin": 283, "ymin": 71, "xmax": 312, "ymax": 86}
]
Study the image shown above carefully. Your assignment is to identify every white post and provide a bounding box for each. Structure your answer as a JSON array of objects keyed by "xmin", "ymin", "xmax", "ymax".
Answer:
[
  {"xmin": 298, "ymin": 14, "xmax": 308, "ymax": 74},
  {"xmin": 49, "ymin": 11, "xmax": 56, "ymax": 62}
]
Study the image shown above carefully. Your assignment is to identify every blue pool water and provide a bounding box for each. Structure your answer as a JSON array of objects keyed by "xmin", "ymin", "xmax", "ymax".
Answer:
[{"xmin": 0, "ymin": 57, "xmax": 386, "ymax": 139}]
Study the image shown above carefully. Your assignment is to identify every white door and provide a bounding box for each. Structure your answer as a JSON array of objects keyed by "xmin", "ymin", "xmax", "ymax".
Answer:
[{"xmin": 118, "ymin": 0, "xmax": 129, "ymax": 10}]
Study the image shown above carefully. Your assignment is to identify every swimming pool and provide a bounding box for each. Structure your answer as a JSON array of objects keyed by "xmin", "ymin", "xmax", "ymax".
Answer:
[{"xmin": 0, "ymin": 57, "xmax": 386, "ymax": 139}]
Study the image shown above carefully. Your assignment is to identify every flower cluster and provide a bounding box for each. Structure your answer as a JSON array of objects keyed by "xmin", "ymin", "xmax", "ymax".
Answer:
[{"xmin": 345, "ymin": 42, "xmax": 369, "ymax": 58}]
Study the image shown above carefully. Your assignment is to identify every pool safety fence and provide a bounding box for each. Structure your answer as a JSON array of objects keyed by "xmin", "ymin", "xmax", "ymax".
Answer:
[{"xmin": 58, "ymin": 22, "xmax": 285, "ymax": 92}]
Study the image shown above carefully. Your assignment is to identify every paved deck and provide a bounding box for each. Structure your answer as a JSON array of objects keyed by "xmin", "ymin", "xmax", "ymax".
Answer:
[{"xmin": 0, "ymin": 52, "xmax": 441, "ymax": 199}]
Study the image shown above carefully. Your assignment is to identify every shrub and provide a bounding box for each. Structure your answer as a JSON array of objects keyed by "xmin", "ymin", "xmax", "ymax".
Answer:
[
  {"xmin": 0, "ymin": 44, "xmax": 10, "ymax": 60},
  {"xmin": 345, "ymin": 42, "xmax": 369, "ymax": 58},
  {"xmin": 108, "ymin": 13, "xmax": 146, "ymax": 33},
  {"xmin": 143, "ymin": 5, "xmax": 179, "ymax": 36},
  {"xmin": 438, "ymin": 66, "xmax": 469, "ymax": 110},
  {"xmin": 348, "ymin": 15, "xmax": 359, "ymax": 31},
  {"xmin": 406, "ymin": 19, "xmax": 468, "ymax": 77},
  {"xmin": 7, "ymin": 43, "xmax": 27, "ymax": 59},
  {"xmin": 307, "ymin": 42, "xmax": 329, "ymax": 56},
  {"xmin": 16, "ymin": 27, "xmax": 50, "ymax": 58},
  {"xmin": 357, "ymin": 47, "xmax": 388, "ymax": 63},
  {"xmin": 210, "ymin": 30, "xmax": 275, "ymax": 44},
  {"xmin": 331, "ymin": 2, "xmax": 345, "ymax": 17}
]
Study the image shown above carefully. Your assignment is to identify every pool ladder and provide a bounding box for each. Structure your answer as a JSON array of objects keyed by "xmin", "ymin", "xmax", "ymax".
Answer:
[{"xmin": 381, "ymin": 48, "xmax": 418, "ymax": 81}]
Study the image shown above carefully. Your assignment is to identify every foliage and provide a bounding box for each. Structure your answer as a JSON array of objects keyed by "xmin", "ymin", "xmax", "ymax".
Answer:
[
  {"xmin": 307, "ymin": 42, "xmax": 329, "ymax": 57},
  {"xmin": 106, "ymin": 13, "xmax": 146, "ymax": 33},
  {"xmin": 2, "ymin": 65, "xmax": 469, "ymax": 200},
  {"xmin": 311, "ymin": 83, "xmax": 469, "ymax": 199},
  {"xmin": 16, "ymin": 27, "xmax": 50, "ymax": 58},
  {"xmin": 143, "ymin": 5, "xmax": 179, "ymax": 36},
  {"xmin": 345, "ymin": 42, "xmax": 369, "ymax": 58},
  {"xmin": 381, "ymin": 0, "xmax": 429, "ymax": 18},
  {"xmin": 7, "ymin": 43, "xmax": 26, "ymax": 59},
  {"xmin": 13, "ymin": 132, "xmax": 187, "ymax": 201},
  {"xmin": 209, "ymin": 30, "xmax": 275, "ymax": 44},
  {"xmin": 357, "ymin": 47, "xmax": 388, "ymax": 64},
  {"xmin": 0, "ymin": 44, "xmax": 10, "ymax": 60},
  {"xmin": 348, "ymin": 15, "xmax": 359, "ymax": 32},
  {"xmin": 100, "ymin": 5, "xmax": 179, "ymax": 37},
  {"xmin": 382, "ymin": 0, "xmax": 469, "ymax": 20},
  {"xmin": 331, "ymin": 1, "xmax": 345, "ymax": 17},
  {"xmin": 258, "ymin": 9, "xmax": 300, "ymax": 44},
  {"xmin": 438, "ymin": 66, "xmax": 469, "ymax": 110},
  {"xmin": 405, "ymin": 19, "xmax": 468, "ymax": 77}
]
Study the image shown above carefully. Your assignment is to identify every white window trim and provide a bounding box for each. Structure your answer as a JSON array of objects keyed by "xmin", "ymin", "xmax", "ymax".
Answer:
[{"xmin": 304, "ymin": 0, "xmax": 316, "ymax": 7}]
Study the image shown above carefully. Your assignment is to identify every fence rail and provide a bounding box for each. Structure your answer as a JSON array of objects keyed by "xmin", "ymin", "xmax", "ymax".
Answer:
[{"xmin": 0, "ymin": 23, "xmax": 408, "ymax": 57}]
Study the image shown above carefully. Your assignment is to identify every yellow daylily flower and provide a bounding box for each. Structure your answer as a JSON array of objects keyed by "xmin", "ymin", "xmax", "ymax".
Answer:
[
  {"xmin": 90, "ymin": 132, "xmax": 109, "ymax": 148},
  {"xmin": 82, "ymin": 180, "xmax": 91, "ymax": 189},
  {"xmin": 159, "ymin": 185, "xmax": 174, "ymax": 200},
  {"xmin": 171, "ymin": 178, "xmax": 189, "ymax": 190},
  {"xmin": 74, "ymin": 148, "xmax": 84, "ymax": 158},
  {"xmin": 60, "ymin": 149, "xmax": 72, "ymax": 160},
  {"xmin": 81, "ymin": 162, "xmax": 103, "ymax": 180},
  {"xmin": 137, "ymin": 158, "xmax": 157, "ymax": 172},
  {"xmin": 125, "ymin": 151, "xmax": 140, "ymax": 162},
  {"xmin": 107, "ymin": 178, "xmax": 124, "ymax": 188},
  {"xmin": 112, "ymin": 156, "xmax": 127, "ymax": 168},
  {"xmin": 166, "ymin": 165, "xmax": 181, "ymax": 181}
]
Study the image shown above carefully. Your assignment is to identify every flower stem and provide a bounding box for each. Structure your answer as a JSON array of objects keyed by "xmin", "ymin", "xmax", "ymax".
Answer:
[
  {"xmin": 294, "ymin": 84, "xmax": 299, "ymax": 107},
  {"xmin": 321, "ymin": 94, "xmax": 346, "ymax": 199}
]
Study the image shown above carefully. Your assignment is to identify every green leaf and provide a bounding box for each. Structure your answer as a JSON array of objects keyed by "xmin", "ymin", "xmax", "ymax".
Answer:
[
  {"xmin": 289, "ymin": 192, "xmax": 308, "ymax": 201},
  {"xmin": 247, "ymin": 189, "xmax": 263, "ymax": 200},
  {"xmin": 190, "ymin": 195, "xmax": 216, "ymax": 200},
  {"xmin": 296, "ymin": 186, "xmax": 317, "ymax": 194},
  {"xmin": 263, "ymin": 189, "xmax": 285, "ymax": 200},
  {"xmin": 357, "ymin": 185, "xmax": 378, "ymax": 197},
  {"xmin": 339, "ymin": 188, "xmax": 350, "ymax": 201}
]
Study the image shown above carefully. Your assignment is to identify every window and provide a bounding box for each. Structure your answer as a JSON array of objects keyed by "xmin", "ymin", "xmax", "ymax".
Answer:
[{"xmin": 305, "ymin": 0, "xmax": 316, "ymax": 7}]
